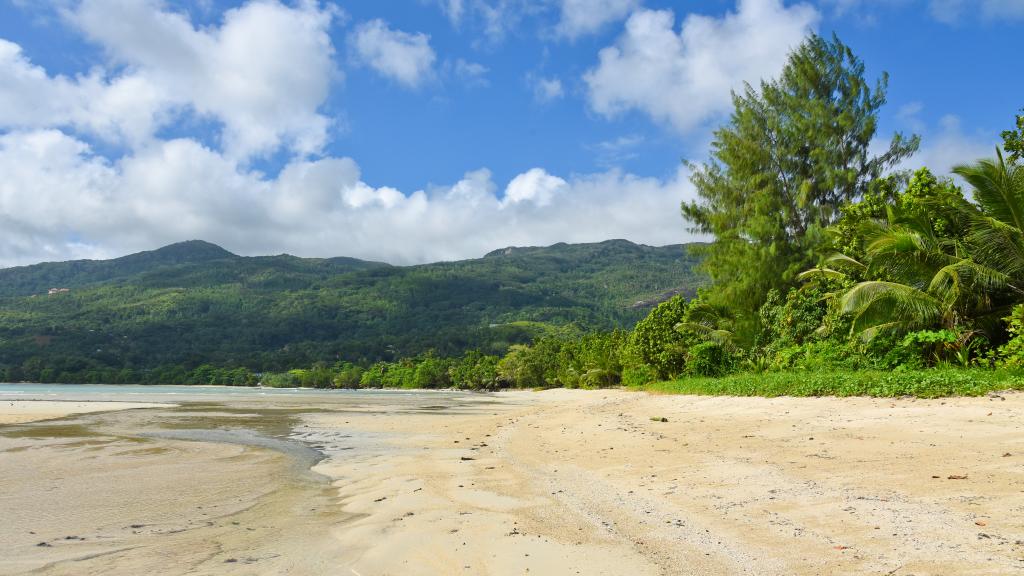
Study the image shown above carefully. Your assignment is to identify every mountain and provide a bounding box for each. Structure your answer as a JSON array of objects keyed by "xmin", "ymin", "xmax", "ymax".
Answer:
[
  {"xmin": 0, "ymin": 239, "xmax": 706, "ymax": 380},
  {"xmin": 0, "ymin": 240, "xmax": 385, "ymax": 297}
]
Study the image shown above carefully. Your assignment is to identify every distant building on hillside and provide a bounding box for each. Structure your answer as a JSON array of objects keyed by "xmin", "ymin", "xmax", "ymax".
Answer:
[{"xmin": 47, "ymin": 288, "xmax": 70, "ymax": 295}]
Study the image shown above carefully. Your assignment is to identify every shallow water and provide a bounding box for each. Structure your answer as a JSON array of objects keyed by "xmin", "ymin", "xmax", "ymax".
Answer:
[
  {"xmin": 0, "ymin": 384, "xmax": 517, "ymax": 574},
  {"xmin": 0, "ymin": 382, "xmax": 471, "ymax": 402},
  {"xmin": 0, "ymin": 384, "xmax": 506, "ymax": 479}
]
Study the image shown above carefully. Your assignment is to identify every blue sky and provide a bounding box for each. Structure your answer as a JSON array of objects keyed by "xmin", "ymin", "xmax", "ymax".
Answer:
[{"xmin": 0, "ymin": 0, "xmax": 1021, "ymax": 266}]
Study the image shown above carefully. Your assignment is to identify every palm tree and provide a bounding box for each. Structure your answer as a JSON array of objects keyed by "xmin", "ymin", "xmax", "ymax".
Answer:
[
  {"xmin": 804, "ymin": 219, "xmax": 995, "ymax": 340},
  {"xmin": 954, "ymin": 149, "xmax": 1024, "ymax": 293},
  {"xmin": 675, "ymin": 301, "xmax": 738, "ymax": 349},
  {"xmin": 803, "ymin": 151, "xmax": 1024, "ymax": 341}
]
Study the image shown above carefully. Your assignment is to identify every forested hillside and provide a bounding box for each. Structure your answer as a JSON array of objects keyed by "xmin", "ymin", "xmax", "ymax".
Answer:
[
  {"xmin": 0, "ymin": 239, "xmax": 704, "ymax": 382},
  {"xmin": 265, "ymin": 35, "xmax": 1024, "ymax": 398}
]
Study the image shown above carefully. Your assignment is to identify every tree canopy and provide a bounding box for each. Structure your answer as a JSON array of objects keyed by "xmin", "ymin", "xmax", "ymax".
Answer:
[{"xmin": 682, "ymin": 34, "xmax": 918, "ymax": 341}]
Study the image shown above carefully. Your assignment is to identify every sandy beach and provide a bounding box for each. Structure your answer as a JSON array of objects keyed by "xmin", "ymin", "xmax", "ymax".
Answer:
[
  {"xmin": 0, "ymin": 400, "xmax": 170, "ymax": 424},
  {"xmin": 1, "ymin": 388, "xmax": 1022, "ymax": 575}
]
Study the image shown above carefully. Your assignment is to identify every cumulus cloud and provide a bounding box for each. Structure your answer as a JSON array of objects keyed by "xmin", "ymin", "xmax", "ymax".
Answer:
[
  {"xmin": 556, "ymin": 0, "xmax": 640, "ymax": 39},
  {"xmin": 503, "ymin": 168, "xmax": 569, "ymax": 207},
  {"xmin": 0, "ymin": 128, "xmax": 698, "ymax": 267},
  {"xmin": 0, "ymin": 39, "xmax": 168, "ymax": 147},
  {"xmin": 0, "ymin": 0, "xmax": 702, "ymax": 268},
  {"xmin": 584, "ymin": 0, "xmax": 819, "ymax": 133},
  {"xmin": 350, "ymin": 19, "xmax": 437, "ymax": 88},
  {"xmin": 63, "ymin": 0, "xmax": 338, "ymax": 159}
]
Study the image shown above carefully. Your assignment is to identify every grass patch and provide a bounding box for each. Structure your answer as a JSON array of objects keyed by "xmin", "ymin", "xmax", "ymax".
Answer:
[{"xmin": 639, "ymin": 368, "xmax": 1024, "ymax": 398}]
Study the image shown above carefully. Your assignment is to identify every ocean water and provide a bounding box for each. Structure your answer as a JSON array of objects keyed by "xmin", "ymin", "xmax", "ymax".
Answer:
[{"xmin": 0, "ymin": 383, "xmax": 468, "ymax": 403}]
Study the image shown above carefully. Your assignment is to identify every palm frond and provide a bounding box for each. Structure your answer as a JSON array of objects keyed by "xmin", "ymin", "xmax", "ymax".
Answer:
[
  {"xmin": 824, "ymin": 252, "xmax": 867, "ymax": 270},
  {"xmin": 954, "ymin": 150, "xmax": 1024, "ymax": 231},
  {"xmin": 840, "ymin": 281, "xmax": 944, "ymax": 337},
  {"xmin": 964, "ymin": 212, "xmax": 1024, "ymax": 281},
  {"xmin": 928, "ymin": 258, "xmax": 1010, "ymax": 307},
  {"xmin": 798, "ymin": 267, "xmax": 848, "ymax": 282}
]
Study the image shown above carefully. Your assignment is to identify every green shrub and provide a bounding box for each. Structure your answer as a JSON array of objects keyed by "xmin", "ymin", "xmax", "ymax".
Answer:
[
  {"xmin": 686, "ymin": 341, "xmax": 735, "ymax": 377},
  {"xmin": 621, "ymin": 364, "xmax": 659, "ymax": 387},
  {"xmin": 261, "ymin": 371, "xmax": 299, "ymax": 388},
  {"xmin": 449, "ymin": 351, "xmax": 500, "ymax": 390},
  {"xmin": 998, "ymin": 304, "xmax": 1024, "ymax": 368},
  {"xmin": 627, "ymin": 295, "xmax": 690, "ymax": 379},
  {"xmin": 899, "ymin": 329, "xmax": 988, "ymax": 367},
  {"xmin": 644, "ymin": 368, "xmax": 1024, "ymax": 398},
  {"xmin": 332, "ymin": 362, "xmax": 364, "ymax": 388}
]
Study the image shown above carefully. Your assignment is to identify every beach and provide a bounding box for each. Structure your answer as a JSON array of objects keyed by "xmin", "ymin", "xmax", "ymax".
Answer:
[
  {"xmin": 1, "ymin": 387, "xmax": 1022, "ymax": 575},
  {"xmin": 0, "ymin": 400, "xmax": 169, "ymax": 424}
]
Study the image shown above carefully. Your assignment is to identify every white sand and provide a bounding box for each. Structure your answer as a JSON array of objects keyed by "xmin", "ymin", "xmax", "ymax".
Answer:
[
  {"xmin": 3, "ymin": 389, "xmax": 1022, "ymax": 574},
  {"xmin": 0, "ymin": 400, "xmax": 169, "ymax": 424},
  {"xmin": 313, "ymin": 389, "xmax": 1024, "ymax": 575}
]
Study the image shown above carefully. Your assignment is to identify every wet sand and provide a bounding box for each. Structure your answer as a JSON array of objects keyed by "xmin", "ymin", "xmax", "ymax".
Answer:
[
  {"xmin": 0, "ymin": 399, "xmax": 348, "ymax": 575},
  {"xmin": 1, "ymin": 389, "xmax": 1023, "ymax": 575},
  {"xmin": 0, "ymin": 400, "xmax": 168, "ymax": 424}
]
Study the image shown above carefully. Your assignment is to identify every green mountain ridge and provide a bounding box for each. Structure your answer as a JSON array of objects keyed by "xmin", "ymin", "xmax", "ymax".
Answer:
[
  {"xmin": 0, "ymin": 240, "xmax": 389, "ymax": 297},
  {"xmin": 0, "ymin": 239, "xmax": 706, "ymax": 380}
]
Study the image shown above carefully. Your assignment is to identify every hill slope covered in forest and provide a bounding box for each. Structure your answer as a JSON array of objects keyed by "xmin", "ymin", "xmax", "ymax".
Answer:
[{"xmin": 0, "ymin": 239, "xmax": 705, "ymax": 381}]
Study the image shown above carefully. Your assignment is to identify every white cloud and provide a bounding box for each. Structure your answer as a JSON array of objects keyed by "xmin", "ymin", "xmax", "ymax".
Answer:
[
  {"xmin": 819, "ymin": 0, "xmax": 908, "ymax": 18},
  {"xmin": 0, "ymin": 0, "xmax": 705, "ymax": 268},
  {"xmin": 556, "ymin": 0, "xmax": 640, "ymax": 39},
  {"xmin": 433, "ymin": 0, "xmax": 543, "ymax": 45},
  {"xmin": 0, "ymin": 39, "xmax": 168, "ymax": 147},
  {"xmin": 590, "ymin": 134, "xmax": 644, "ymax": 166},
  {"xmin": 350, "ymin": 19, "xmax": 437, "ymax": 89},
  {"xmin": 930, "ymin": 0, "xmax": 1024, "ymax": 22},
  {"xmin": 825, "ymin": 0, "xmax": 1024, "ymax": 23},
  {"xmin": 63, "ymin": 0, "xmax": 338, "ymax": 159},
  {"xmin": 584, "ymin": 0, "xmax": 819, "ymax": 133},
  {"xmin": 979, "ymin": 0, "xmax": 1024, "ymax": 19},
  {"xmin": 440, "ymin": 0, "xmax": 467, "ymax": 25},
  {"xmin": 503, "ymin": 168, "xmax": 569, "ymax": 206},
  {"xmin": 896, "ymin": 101, "xmax": 925, "ymax": 133},
  {"xmin": 453, "ymin": 58, "xmax": 489, "ymax": 86},
  {"xmin": 530, "ymin": 75, "xmax": 565, "ymax": 102},
  {"xmin": 0, "ymin": 129, "xmax": 698, "ymax": 267},
  {"xmin": 900, "ymin": 115, "xmax": 998, "ymax": 178}
]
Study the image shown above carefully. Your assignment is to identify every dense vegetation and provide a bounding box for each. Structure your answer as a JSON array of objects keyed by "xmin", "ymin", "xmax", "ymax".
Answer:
[
  {"xmin": 5, "ymin": 34, "xmax": 1024, "ymax": 399},
  {"xmin": 0, "ymin": 240, "xmax": 703, "ymax": 384},
  {"xmin": 236, "ymin": 35, "xmax": 1024, "ymax": 398}
]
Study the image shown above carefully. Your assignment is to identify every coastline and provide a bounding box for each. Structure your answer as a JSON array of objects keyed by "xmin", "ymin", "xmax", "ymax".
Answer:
[
  {"xmin": 0, "ymin": 400, "xmax": 171, "ymax": 425},
  {"xmin": 2, "ymin": 388, "xmax": 1022, "ymax": 574},
  {"xmin": 315, "ymin": 389, "xmax": 1024, "ymax": 575}
]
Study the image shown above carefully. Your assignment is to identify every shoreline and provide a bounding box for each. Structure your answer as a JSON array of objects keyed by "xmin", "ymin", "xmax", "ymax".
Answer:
[
  {"xmin": 0, "ymin": 400, "xmax": 173, "ymax": 425},
  {"xmin": 314, "ymin": 389, "xmax": 1024, "ymax": 575},
  {"xmin": 7, "ymin": 378, "xmax": 1024, "ymax": 400},
  {"xmin": 2, "ymin": 389, "xmax": 1022, "ymax": 574}
]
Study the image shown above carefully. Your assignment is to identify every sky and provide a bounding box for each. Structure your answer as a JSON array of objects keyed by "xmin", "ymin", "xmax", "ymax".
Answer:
[{"xmin": 0, "ymin": 0, "xmax": 1021, "ymax": 267}]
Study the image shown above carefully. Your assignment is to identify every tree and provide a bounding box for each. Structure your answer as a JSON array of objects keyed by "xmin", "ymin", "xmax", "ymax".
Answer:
[
  {"xmin": 954, "ymin": 149, "xmax": 1024, "ymax": 288},
  {"xmin": 809, "ymin": 153, "xmax": 1024, "ymax": 342},
  {"xmin": 496, "ymin": 345, "xmax": 547, "ymax": 388},
  {"xmin": 827, "ymin": 168, "xmax": 966, "ymax": 274},
  {"xmin": 1003, "ymin": 108, "xmax": 1024, "ymax": 164},
  {"xmin": 627, "ymin": 295, "xmax": 690, "ymax": 379},
  {"xmin": 682, "ymin": 34, "xmax": 918, "ymax": 340}
]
